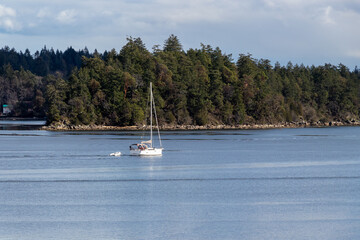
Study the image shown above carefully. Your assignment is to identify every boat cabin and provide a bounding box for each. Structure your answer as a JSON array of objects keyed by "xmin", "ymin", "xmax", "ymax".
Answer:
[{"xmin": 130, "ymin": 143, "xmax": 149, "ymax": 150}]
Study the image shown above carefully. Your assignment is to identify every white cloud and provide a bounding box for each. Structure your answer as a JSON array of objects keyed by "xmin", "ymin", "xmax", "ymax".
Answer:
[
  {"xmin": 152, "ymin": 0, "xmax": 225, "ymax": 23},
  {"xmin": 101, "ymin": 10, "xmax": 113, "ymax": 16},
  {"xmin": 321, "ymin": 6, "xmax": 336, "ymax": 25},
  {"xmin": 3, "ymin": 19, "xmax": 15, "ymax": 29},
  {"xmin": 37, "ymin": 8, "xmax": 51, "ymax": 18},
  {"xmin": 0, "ymin": 4, "xmax": 20, "ymax": 31},
  {"xmin": 0, "ymin": 5, "xmax": 16, "ymax": 17},
  {"xmin": 346, "ymin": 50, "xmax": 360, "ymax": 58},
  {"xmin": 56, "ymin": 9, "xmax": 77, "ymax": 24},
  {"xmin": 0, "ymin": 0, "xmax": 359, "ymax": 67}
]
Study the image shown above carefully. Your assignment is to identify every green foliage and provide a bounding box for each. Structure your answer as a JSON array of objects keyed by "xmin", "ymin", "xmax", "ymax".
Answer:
[
  {"xmin": 163, "ymin": 34, "xmax": 183, "ymax": 52},
  {"xmin": 44, "ymin": 75, "xmax": 69, "ymax": 123},
  {"xmin": 1, "ymin": 36, "xmax": 360, "ymax": 126}
]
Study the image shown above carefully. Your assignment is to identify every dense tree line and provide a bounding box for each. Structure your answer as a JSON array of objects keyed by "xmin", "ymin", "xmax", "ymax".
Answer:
[
  {"xmin": 1, "ymin": 35, "xmax": 360, "ymax": 126},
  {"xmin": 0, "ymin": 46, "xmax": 92, "ymax": 77}
]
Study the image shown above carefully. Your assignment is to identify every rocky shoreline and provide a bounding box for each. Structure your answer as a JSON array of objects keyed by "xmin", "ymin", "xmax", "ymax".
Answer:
[{"xmin": 41, "ymin": 120, "xmax": 360, "ymax": 131}]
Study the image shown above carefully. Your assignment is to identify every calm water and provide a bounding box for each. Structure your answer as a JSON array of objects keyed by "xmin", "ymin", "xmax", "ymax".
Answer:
[{"xmin": 0, "ymin": 122, "xmax": 359, "ymax": 239}]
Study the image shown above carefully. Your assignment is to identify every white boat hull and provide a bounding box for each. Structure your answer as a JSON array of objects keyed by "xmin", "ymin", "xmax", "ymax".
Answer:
[{"xmin": 130, "ymin": 148, "xmax": 163, "ymax": 156}]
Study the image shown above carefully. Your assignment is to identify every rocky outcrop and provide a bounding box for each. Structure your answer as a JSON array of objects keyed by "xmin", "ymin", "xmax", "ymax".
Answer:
[{"xmin": 41, "ymin": 120, "xmax": 360, "ymax": 131}]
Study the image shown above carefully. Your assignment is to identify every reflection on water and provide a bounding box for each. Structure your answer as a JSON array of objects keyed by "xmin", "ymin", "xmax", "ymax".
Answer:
[
  {"xmin": 0, "ymin": 125, "xmax": 360, "ymax": 239},
  {"xmin": 0, "ymin": 119, "xmax": 46, "ymax": 130}
]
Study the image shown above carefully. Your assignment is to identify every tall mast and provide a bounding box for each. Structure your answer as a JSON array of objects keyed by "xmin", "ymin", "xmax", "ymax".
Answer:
[
  {"xmin": 151, "ymin": 82, "xmax": 162, "ymax": 148},
  {"xmin": 150, "ymin": 82, "xmax": 153, "ymax": 148}
]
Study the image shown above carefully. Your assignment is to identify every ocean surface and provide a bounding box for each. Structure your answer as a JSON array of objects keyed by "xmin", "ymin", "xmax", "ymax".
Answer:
[{"xmin": 0, "ymin": 121, "xmax": 359, "ymax": 240}]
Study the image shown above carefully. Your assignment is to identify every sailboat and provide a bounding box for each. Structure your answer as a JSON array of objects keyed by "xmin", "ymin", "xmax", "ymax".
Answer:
[{"xmin": 129, "ymin": 82, "xmax": 163, "ymax": 156}]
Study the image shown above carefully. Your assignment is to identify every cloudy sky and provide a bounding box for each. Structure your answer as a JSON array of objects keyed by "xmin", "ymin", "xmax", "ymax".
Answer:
[{"xmin": 0, "ymin": 0, "xmax": 359, "ymax": 68}]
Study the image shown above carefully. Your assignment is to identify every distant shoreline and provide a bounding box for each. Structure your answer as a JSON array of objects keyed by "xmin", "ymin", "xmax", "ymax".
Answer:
[
  {"xmin": 0, "ymin": 117, "xmax": 46, "ymax": 121},
  {"xmin": 41, "ymin": 120, "xmax": 360, "ymax": 131}
]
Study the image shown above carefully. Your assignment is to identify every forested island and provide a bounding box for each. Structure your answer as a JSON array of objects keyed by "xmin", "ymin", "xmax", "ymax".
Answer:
[{"xmin": 0, "ymin": 35, "xmax": 360, "ymax": 130}]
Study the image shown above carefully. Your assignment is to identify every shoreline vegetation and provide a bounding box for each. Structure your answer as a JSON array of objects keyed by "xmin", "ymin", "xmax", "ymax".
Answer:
[
  {"xmin": 1, "ymin": 35, "xmax": 360, "ymax": 129},
  {"xmin": 41, "ymin": 120, "xmax": 360, "ymax": 131}
]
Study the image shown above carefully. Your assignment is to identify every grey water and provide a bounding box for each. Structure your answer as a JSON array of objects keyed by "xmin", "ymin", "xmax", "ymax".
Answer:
[{"xmin": 0, "ymin": 122, "xmax": 360, "ymax": 240}]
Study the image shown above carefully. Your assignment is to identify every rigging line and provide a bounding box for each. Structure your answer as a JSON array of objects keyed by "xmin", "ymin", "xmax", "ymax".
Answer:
[
  {"xmin": 150, "ymin": 82, "xmax": 153, "ymax": 147},
  {"xmin": 152, "ymin": 84, "xmax": 162, "ymax": 147}
]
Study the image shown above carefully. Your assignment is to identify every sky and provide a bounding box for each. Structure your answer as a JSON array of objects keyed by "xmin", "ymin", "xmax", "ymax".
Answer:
[{"xmin": 0, "ymin": 0, "xmax": 359, "ymax": 68}]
